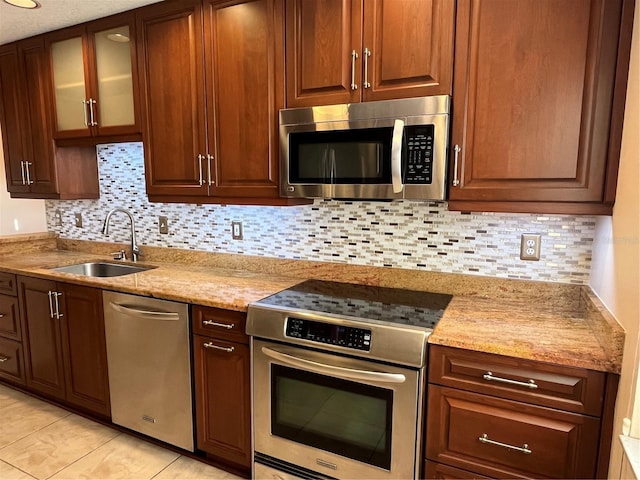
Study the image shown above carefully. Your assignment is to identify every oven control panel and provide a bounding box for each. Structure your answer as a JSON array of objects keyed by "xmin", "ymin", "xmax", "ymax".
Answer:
[{"xmin": 286, "ymin": 317, "xmax": 371, "ymax": 351}]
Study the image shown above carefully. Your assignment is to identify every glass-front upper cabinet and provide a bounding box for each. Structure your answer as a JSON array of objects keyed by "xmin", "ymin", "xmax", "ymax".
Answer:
[{"xmin": 46, "ymin": 13, "xmax": 140, "ymax": 139}]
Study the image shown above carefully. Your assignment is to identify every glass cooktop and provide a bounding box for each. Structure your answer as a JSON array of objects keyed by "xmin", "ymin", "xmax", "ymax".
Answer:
[{"xmin": 254, "ymin": 279, "xmax": 452, "ymax": 329}]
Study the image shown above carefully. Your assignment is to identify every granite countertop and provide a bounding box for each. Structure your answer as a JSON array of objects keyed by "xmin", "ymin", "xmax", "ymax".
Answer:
[
  {"xmin": 0, "ymin": 236, "xmax": 624, "ymax": 375},
  {"xmin": 0, "ymin": 250, "xmax": 301, "ymax": 311}
]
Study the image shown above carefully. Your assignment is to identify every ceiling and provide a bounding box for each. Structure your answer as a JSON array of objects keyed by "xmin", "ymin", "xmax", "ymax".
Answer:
[{"xmin": 0, "ymin": 0, "xmax": 163, "ymax": 45}]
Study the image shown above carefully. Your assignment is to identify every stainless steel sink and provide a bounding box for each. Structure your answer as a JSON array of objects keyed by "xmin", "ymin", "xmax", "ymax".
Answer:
[{"xmin": 52, "ymin": 262, "xmax": 155, "ymax": 277}]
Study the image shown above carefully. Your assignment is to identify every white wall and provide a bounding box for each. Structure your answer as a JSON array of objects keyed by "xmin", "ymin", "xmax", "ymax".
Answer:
[
  {"xmin": 589, "ymin": 4, "xmax": 640, "ymax": 477},
  {"xmin": 0, "ymin": 126, "xmax": 47, "ymax": 235}
]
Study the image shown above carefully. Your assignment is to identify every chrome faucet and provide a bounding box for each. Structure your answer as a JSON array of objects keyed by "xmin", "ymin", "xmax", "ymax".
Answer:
[{"xmin": 102, "ymin": 208, "xmax": 142, "ymax": 262}]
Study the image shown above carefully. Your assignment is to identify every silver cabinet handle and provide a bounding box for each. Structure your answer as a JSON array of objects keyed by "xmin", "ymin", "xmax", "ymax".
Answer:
[
  {"xmin": 363, "ymin": 47, "xmax": 371, "ymax": 88},
  {"xmin": 262, "ymin": 346, "xmax": 406, "ymax": 384},
  {"xmin": 197, "ymin": 154, "xmax": 205, "ymax": 186},
  {"xmin": 483, "ymin": 371, "xmax": 538, "ymax": 389},
  {"xmin": 206, "ymin": 154, "xmax": 214, "ymax": 186},
  {"xmin": 479, "ymin": 433, "xmax": 532, "ymax": 455},
  {"xmin": 0, "ymin": 355, "xmax": 8, "ymax": 363},
  {"xmin": 202, "ymin": 320, "xmax": 234, "ymax": 329},
  {"xmin": 391, "ymin": 119, "xmax": 405, "ymax": 194},
  {"xmin": 109, "ymin": 302, "xmax": 180, "ymax": 321},
  {"xmin": 53, "ymin": 291, "xmax": 63, "ymax": 319},
  {"xmin": 82, "ymin": 99, "xmax": 89, "ymax": 127},
  {"xmin": 350, "ymin": 50, "xmax": 358, "ymax": 90},
  {"xmin": 452, "ymin": 144, "xmax": 461, "ymax": 186},
  {"xmin": 25, "ymin": 161, "xmax": 33, "ymax": 185},
  {"xmin": 0, "ymin": 314, "xmax": 4, "ymax": 318},
  {"xmin": 20, "ymin": 161, "xmax": 26, "ymax": 185},
  {"xmin": 88, "ymin": 98, "xmax": 98, "ymax": 126},
  {"xmin": 203, "ymin": 342, "xmax": 234, "ymax": 353},
  {"xmin": 48, "ymin": 291, "xmax": 55, "ymax": 319}
]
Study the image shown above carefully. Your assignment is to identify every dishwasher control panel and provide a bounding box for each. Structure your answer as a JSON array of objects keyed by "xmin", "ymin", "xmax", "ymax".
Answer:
[{"xmin": 286, "ymin": 317, "xmax": 371, "ymax": 351}]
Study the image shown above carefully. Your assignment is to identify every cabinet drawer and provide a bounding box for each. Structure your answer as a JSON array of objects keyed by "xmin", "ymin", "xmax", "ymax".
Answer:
[
  {"xmin": 424, "ymin": 460, "xmax": 490, "ymax": 479},
  {"xmin": 0, "ymin": 295, "xmax": 20, "ymax": 341},
  {"xmin": 192, "ymin": 305, "xmax": 248, "ymax": 344},
  {"xmin": 0, "ymin": 272, "xmax": 16, "ymax": 296},
  {"xmin": 429, "ymin": 345, "xmax": 606, "ymax": 416},
  {"xmin": 426, "ymin": 385, "xmax": 600, "ymax": 479},
  {"xmin": 0, "ymin": 337, "xmax": 25, "ymax": 385}
]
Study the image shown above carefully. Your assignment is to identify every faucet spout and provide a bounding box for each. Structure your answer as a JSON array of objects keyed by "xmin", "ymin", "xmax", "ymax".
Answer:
[{"xmin": 102, "ymin": 208, "xmax": 141, "ymax": 262}]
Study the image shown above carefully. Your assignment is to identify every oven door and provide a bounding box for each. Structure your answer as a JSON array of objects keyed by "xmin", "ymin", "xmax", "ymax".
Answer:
[{"xmin": 252, "ymin": 339, "xmax": 424, "ymax": 480}]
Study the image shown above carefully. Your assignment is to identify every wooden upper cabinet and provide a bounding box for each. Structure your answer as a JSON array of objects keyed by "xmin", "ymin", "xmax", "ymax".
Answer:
[
  {"xmin": 0, "ymin": 38, "xmax": 98, "ymax": 200},
  {"xmin": 285, "ymin": 0, "xmax": 455, "ymax": 107},
  {"xmin": 137, "ymin": 0, "xmax": 208, "ymax": 198},
  {"xmin": 285, "ymin": 0, "xmax": 361, "ymax": 106},
  {"xmin": 0, "ymin": 39, "xmax": 56, "ymax": 195},
  {"xmin": 46, "ymin": 12, "xmax": 140, "ymax": 139},
  {"xmin": 204, "ymin": 0, "xmax": 283, "ymax": 199},
  {"xmin": 0, "ymin": 44, "xmax": 30, "ymax": 194},
  {"xmin": 139, "ymin": 0, "xmax": 290, "ymax": 204},
  {"xmin": 448, "ymin": 0, "xmax": 631, "ymax": 215}
]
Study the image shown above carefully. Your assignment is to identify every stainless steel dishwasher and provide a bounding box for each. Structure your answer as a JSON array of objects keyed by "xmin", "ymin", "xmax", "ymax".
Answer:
[{"xmin": 103, "ymin": 291, "xmax": 194, "ymax": 451}]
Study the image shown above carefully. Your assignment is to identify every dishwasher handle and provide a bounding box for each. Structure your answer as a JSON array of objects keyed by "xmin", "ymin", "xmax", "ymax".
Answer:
[{"xmin": 109, "ymin": 302, "xmax": 180, "ymax": 321}]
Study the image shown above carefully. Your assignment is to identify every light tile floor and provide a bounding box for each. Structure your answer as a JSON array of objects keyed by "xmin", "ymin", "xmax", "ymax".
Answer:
[{"xmin": 0, "ymin": 384, "xmax": 244, "ymax": 480}]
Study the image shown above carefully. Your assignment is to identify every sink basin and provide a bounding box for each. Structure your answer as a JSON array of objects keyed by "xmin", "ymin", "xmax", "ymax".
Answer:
[{"xmin": 52, "ymin": 262, "xmax": 155, "ymax": 277}]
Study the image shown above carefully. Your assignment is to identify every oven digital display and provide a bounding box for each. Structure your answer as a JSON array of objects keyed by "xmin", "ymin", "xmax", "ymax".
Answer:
[{"xmin": 286, "ymin": 317, "xmax": 371, "ymax": 351}]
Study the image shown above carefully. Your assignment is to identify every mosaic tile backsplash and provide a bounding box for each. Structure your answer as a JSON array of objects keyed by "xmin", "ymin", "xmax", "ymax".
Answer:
[{"xmin": 45, "ymin": 143, "xmax": 596, "ymax": 284}]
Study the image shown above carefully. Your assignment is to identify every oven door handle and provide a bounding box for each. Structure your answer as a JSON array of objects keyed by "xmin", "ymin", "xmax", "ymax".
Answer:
[
  {"xmin": 261, "ymin": 346, "xmax": 406, "ymax": 384},
  {"xmin": 391, "ymin": 118, "xmax": 405, "ymax": 194}
]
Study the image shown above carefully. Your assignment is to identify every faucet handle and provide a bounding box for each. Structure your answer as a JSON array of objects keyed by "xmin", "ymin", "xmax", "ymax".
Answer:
[{"xmin": 111, "ymin": 250, "xmax": 127, "ymax": 261}]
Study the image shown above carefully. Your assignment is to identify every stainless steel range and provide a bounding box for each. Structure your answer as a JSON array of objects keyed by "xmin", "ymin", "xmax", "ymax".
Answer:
[{"xmin": 246, "ymin": 280, "xmax": 451, "ymax": 480}]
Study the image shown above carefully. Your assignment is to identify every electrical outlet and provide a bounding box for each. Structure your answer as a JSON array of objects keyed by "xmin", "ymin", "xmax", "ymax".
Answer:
[
  {"xmin": 158, "ymin": 216, "xmax": 169, "ymax": 234},
  {"xmin": 232, "ymin": 221, "xmax": 243, "ymax": 240},
  {"xmin": 520, "ymin": 234, "xmax": 541, "ymax": 261},
  {"xmin": 54, "ymin": 209, "xmax": 62, "ymax": 226},
  {"xmin": 74, "ymin": 213, "xmax": 83, "ymax": 228}
]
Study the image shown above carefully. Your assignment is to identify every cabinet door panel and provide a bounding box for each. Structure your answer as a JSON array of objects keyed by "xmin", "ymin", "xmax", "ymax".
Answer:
[
  {"xmin": 87, "ymin": 13, "xmax": 141, "ymax": 137},
  {"xmin": 426, "ymin": 385, "xmax": 600, "ymax": 479},
  {"xmin": 59, "ymin": 283, "xmax": 110, "ymax": 418},
  {"xmin": 0, "ymin": 295, "xmax": 21, "ymax": 341},
  {"xmin": 362, "ymin": 0, "xmax": 454, "ymax": 101},
  {"xmin": 285, "ymin": 0, "xmax": 361, "ymax": 107},
  {"xmin": 137, "ymin": 0, "xmax": 208, "ymax": 197},
  {"xmin": 0, "ymin": 44, "xmax": 29, "ymax": 193},
  {"xmin": 92, "ymin": 26, "xmax": 136, "ymax": 132},
  {"xmin": 48, "ymin": 28, "xmax": 91, "ymax": 137},
  {"xmin": 194, "ymin": 335, "xmax": 251, "ymax": 469},
  {"xmin": 206, "ymin": 0, "xmax": 282, "ymax": 198},
  {"xmin": 18, "ymin": 276, "xmax": 66, "ymax": 401},
  {"xmin": 449, "ymin": 0, "xmax": 623, "ymax": 206},
  {"xmin": 20, "ymin": 37, "xmax": 57, "ymax": 195},
  {"xmin": 0, "ymin": 337, "xmax": 26, "ymax": 386}
]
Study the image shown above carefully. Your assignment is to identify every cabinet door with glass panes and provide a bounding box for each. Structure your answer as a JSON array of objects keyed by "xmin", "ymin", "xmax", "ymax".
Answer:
[{"xmin": 46, "ymin": 13, "xmax": 140, "ymax": 139}]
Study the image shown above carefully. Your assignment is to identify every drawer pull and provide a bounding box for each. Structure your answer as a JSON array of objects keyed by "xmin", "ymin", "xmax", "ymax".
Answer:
[
  {"xmin": 479, "ymin": 433, "xmax": 532, "ymax": 455},
  {"xmin": 0, "ymin": 355, "xmax": 9, "ymax": 363},
  {"xmin": 0, "ymin": 314, "xmax": 4, "ymax": 318},
  {"xmin": 483, "ymin": 371, "xmax": 538, "ymax": 389},
  {"xmin": 202, "ymin": 320, "xmax": 235, "ymax": 330},
  {"xmin": 203, "ymin": 342, "xmax": 234, "ymax": 353}
]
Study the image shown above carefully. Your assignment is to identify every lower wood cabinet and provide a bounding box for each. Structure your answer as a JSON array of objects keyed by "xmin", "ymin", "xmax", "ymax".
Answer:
[
  {"xmin": 17, "ymin": 276, "xmax": 110, "ymax": 417},
  {"xmin": 425, "ymin": 345, "xmax": 617, "ymax": 479},
  {"xmin": 0, "ymin": 272, "xmax": 25, "ymax": 386},
  {"xmin": 192, "ymin": 305, "xmax": 251, "ymax": 472}
]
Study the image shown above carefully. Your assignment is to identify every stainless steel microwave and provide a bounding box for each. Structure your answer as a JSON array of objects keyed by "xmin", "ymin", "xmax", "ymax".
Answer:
[{"xmin": 279, "ymin": 95, "xmax": 450, "ymax": 200}]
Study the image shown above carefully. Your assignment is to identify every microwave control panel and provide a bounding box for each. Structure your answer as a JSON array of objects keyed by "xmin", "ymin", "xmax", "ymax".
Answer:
[
  {"xmin": 404, "ymin": 125, "xmax": 435, "ymax": 184},
  {"xmin": 286, "ymin": 317, "xmax": 371, "ymax": 351}
]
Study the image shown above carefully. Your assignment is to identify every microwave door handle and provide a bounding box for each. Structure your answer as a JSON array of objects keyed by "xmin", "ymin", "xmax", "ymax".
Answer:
[
  {"xmin": 261, "ymin": 346, "xmax": 406, "ymax": 384},
  {"xmin": 391, "ymin": 119, "xmax": 405, "ymax": 194}
]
